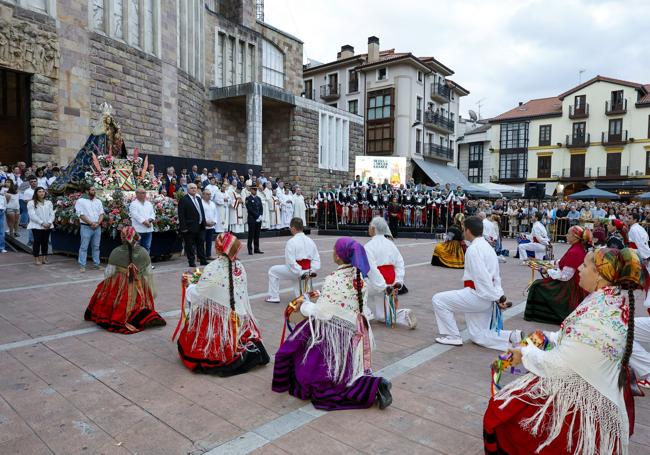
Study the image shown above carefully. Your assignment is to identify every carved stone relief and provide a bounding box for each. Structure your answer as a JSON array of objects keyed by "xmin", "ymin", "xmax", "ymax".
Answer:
[{"xmin": 0, "ymin": 18, "xmax": 59, "ymax": 78}]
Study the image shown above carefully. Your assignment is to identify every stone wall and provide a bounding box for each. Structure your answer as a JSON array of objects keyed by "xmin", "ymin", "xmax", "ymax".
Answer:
[
  {"xmin": 205, "ymin": 102, "xmax": 247, "ymax": 162},
  {"xmin": 88, "ymin": 33, "xmax": 163, "ymax": 155},
  {"xmin": 177, "ymin": 70, "xmax": 206, "ymax": 157},
  {"xmin": 261, "ymin": 107, "xmax": 291, "ymax": 180}
]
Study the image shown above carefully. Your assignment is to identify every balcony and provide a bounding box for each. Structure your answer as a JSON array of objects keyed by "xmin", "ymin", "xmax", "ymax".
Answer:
[
  {"xmin": 348, "ymin": 80, "xmax": 359, "ymax": 93},
  {"xmin": 423, "ymin": 143, "xmax": 454, "ymax": 162},
  {"xmin": 560, "ymin": 167, "xmax": 592, "ymax": 180},
  {"xmin": 601, "ymin": 130, "xmax": 628, "ymax": 146},
  {"xmin": 304, "ymin": 89, "xmax": 315, "ymax": 100},
  {"xmin": 430, "ymin": 82, "xmax": 451, "ymax": 103},
  {"xmin": 605, "ymin": 99, "xmax": 627, "ymax": 115},
  {"xmin": 320, "ymin": 84, "xmax": 340, "ymax": 101},
  {"xmin": 423, "ymin": 110, "xmax": 454, "ymax": 134},
  {"xmin": 569, "ymin": 104, "xmax": 589, "ymax": 119},
  {"xmin": 565, "ymin": 133, "xmax": 590, "ymax": 148},
  {"xmin": 596, "ymin": 166, "xmax": 629, "ymax": 178}
]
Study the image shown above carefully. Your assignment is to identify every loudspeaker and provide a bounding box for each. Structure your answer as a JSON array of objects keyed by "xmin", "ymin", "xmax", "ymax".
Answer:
[{"xmin": 524, "ymin": 182, "xmax": 546, "ymax": 200}]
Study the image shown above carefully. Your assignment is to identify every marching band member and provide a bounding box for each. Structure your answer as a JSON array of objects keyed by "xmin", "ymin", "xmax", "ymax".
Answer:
[
  {"xmin": 265, "ymin": 218, "xmax": 321, "ymax": 304},
  {"xmin": 365, "ymin": 217, "xmax": 417, "ymax": 329},
  {"xmin": 518, "ymin": 212, "xmax": 549, "ymax": 262},
  {"xmin": 432, "ymin": 216, "xmax": 522, "ymax": 349}
]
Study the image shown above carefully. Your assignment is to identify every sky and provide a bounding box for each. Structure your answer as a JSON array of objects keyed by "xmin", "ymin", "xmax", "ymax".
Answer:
[{"xmin": 264, "ymin": 0, "xmax": 650, "ymax": 120}]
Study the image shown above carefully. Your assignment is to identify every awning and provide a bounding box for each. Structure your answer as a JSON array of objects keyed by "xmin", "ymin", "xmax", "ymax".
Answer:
[
  {"xmin": 412, "ymin": 158, "xmax": 491, "ymax": 197},
  {"xmin": 477, "ymin": 182, "xmax": 523, "ymax": 198}
]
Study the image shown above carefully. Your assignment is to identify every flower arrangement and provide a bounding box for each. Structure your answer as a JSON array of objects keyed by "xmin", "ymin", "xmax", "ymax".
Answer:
[
  {"xmin": 152, "ymin": 194, "xmax": 179, "ymax": 232},
  {"xmin": 83, "ymin": 154, "xmax": 160, "ymax": 191}
]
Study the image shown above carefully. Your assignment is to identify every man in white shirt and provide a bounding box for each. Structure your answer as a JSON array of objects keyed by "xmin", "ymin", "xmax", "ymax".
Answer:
[
  {"xmin": 479, "ymin": 211, "xmax": 498, "ymax": 245},
  {"xmin": 265, "ymin": 217, "xmax": 321, "ymax": 303},
  {"xmin": 432, "ymin": 216, "xmax": 521, "ymax": 350},
  {"xmin": 517, "ymin": 212, "xmax": 549, "ymax": 263},
  {"xmin": 129, "ymin": 188, "xmax": 155, "ymax": 253},
  {"xmin": 365, "ymin": 217, "xmax": 416, "ymax": 329},
  {"xmin": 627, "ymin": 213, "xmax": 650, "ymax": 309},
  {"xmin": 201, "ymin": 188, "xmax": 218, "ymax": 259},
  {"xmin": 75, "ymin": 186, "xmax": 104, "ymax": 272}
]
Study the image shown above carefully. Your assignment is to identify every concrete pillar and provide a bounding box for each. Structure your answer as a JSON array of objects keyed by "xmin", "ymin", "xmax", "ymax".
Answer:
[{"xmin": 246, "ymin": 84, "xmax": 263, "ymax": 165}]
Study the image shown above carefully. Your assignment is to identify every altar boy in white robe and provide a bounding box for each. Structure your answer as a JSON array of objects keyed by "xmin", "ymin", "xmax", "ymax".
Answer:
[
  {"xmin": 517, "ymin": 212, "xmax": 549, "ymax": 262},
  {"xmin": 365, "ymin": 217, "xmax": 417, "ymax": 329},
  {"xmin": 265, "ymin": 217, "xmax": 320, "ymax": 303},
  {"xmin": 432, "ymin": 216, "xmax": 522, "ymax": 350}
]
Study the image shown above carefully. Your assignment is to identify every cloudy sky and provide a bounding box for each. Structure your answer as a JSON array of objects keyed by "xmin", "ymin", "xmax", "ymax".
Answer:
[{"xmin": 265, "ymin": 0, "xmax": 650, "ymax": 119}]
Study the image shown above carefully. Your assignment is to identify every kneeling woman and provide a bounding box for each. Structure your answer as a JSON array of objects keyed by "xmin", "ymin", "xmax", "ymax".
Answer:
[
  {"xmin": 431, "ymin": 213, "xmax": 465, "ymax": 268},
  {"xmin": 524, "ymin": 225, "xmax": 591, "ymax": 324},
  {"xmin": 272, "ymin": 237, "xmax": 392, "ymax": 410},
  {"xmin": 176, "ymin": 232, "xmax": 269, "ymax": 375},
  {"xmin": 85, "ymin": 227, "xmax": 165, "ymax": 333},
  {"xmin": 484, "ymin": 248, "xmax": 645, "ymax": 455}
]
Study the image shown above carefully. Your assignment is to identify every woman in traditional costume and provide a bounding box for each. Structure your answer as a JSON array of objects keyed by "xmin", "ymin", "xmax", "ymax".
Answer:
[
  {"xmin": 272, "ymin": 237, "xmax": 393, "ymax": 411},
  {"xmin": 431, "ymin": 213, "xmax": 465, "ymax": 268},
  {"xmin": 175, "ymin": 232, "xmax": 270, "ymax": 376},
  {"xmin": 524, "ymin": 225, "xmax": 591, "ymax": 324},
  {"xmin": 484, "ymin": 247, "xmax": 645, "ymax": 455},
  {"xmin": 85, "ymin": 226, "xmax": 165, "ymax": 333},
  {"xmin": 608, "ymin": 218, "xmax": 628, "ymax": 250}
]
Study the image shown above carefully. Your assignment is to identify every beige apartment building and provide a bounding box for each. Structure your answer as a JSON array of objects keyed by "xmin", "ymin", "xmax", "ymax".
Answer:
[
  {"xmin": 483, "ymin": 76, "xmax": 650, "ymax": 197},
  {"xmin": 303, "ymin": 36, "xmax": 470, "ymax": 183}
]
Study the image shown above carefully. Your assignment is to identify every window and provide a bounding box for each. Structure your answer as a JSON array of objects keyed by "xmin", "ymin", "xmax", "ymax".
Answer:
[
  {"xmin": 570, "ymin": 154, "xmax": 585, "ymax": 178},
  {"xmin": 648, "ymin": 115, "xmax": 650, "ymax": 138},
  {"xmin": 247, "ymin": 44, "xmax": 255, "ymax": 82},
  {"xmin": 92, "ymin": 0, "xmax": 105, "ymax": 30},
  {"xmin": 227, "ymin": 36, "xmax": 235, "ymax": 85},
  {"xmin": 499, "ymin": 150, "xmax": 527, "ymax": 180},
  {"xmin": 347, "ymin": 99, "xmax": 358, "ymax": 115},
  {"xmin": 416, "ymin": 96, "xmax": 422, "ymax": 122},
  {"xmin": 468, "ymin": 142, "xmax": 484, "ymax": 183},
  {"xmin": 417, "ymin": 71, "xmax": 423, "ymax": 82},
  {"xmin": 606, "ymin": 152, "xmax": 621, "ymax": 176},
  {"xmin": 646, "ymin": 151, "xmax": 650, "ymax": 175},
  {"xmin": 143, "ymin": 0, "xmax": 154, "ymax": 53},
  {"xmin": 416, "ymin": 129, "xmax": 422, "ymax": 154},
  {"xmin": 92, "ymin": 0, "xmax": 158, "ymax": 55},
  {"xmin": 348, "ymin": 70, "xmax": 358, "ymax": 93},
  {"xmin": 608, "ymin": 119, "xmax": 623, "ymax": 141},
  {"xmin": 319, "ymin": 111, "xmax": 350, "ymax": 171},
  {"xmin": 262, "ymin": 39, "xmax": 284, "ymax": 88},
  {"xmin": 127, "ymin": 0, "xmax": 139, "ymax": 47},
  {"xmin": 377, "ymin": 67, "xmax": 387, "ymax": 81},
  {"xmin": 328, "ymin": 103, "xmax": 337, "ymax": 108},
  {"xmin": 611, "ymin": 90, "xmax": 624, "ymax": 107},
  {"xmin": 304, "ymin": 79, "xmax": 313, "ymax": 99},
  {"xmin": 10, "ymin": 0, "xmax": 55, "ymax": 15},
  {"xmin": 367, "ymin": 123, "xmax": 393, "ymax": 154},
  {"xmin": 499, "ymin": 122, "xmax": 529, "ymax": 150},
  {"xmin": 572, "ymin": 122, "xmax": 586, "ymax": 140},
  {"xmin": 538, "ymin": 124, "xmax": 552, "ymax": 146},
  {"xmin": 537, "ymin": 155, "xmax": 551, "ymax": 179},
  {"xmin": 238, "ymin": 41, "xmax": 245, "ymax": 83},
  {"xmin": 367, "ymin": 89, "xmax": 392, "ymax": 120},
  {"xmin": 112, "ymin": 0, "xmax": 123, "ymax": 38},
  {"xmin": 574, "ymin": 95, "xmax": 586, "ymax": 110},
  {"xmin": 216, "ymin": 33, "xmax": 225, "ymax": 86}
]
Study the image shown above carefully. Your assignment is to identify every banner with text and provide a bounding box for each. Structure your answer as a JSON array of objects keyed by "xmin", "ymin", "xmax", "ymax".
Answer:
[{"xmin": 354, "ymin": 156, "xmax": 406, "ymax": 188}]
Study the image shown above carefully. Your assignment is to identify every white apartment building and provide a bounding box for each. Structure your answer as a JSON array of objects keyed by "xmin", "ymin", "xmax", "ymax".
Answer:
[
  {"xmin": 303, "ymin": 36, "xmax": 470, "ymax": 184},
  {"xmin": 463, "ymin": 76, "xmax": 650, "ymax": 197}
]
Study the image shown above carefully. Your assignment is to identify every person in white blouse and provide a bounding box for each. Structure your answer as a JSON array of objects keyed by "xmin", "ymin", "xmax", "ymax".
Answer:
[
  {"xmin": 129, "ymin": 188, "xmax": 155, "ymax": 253},
  {"xmin": 75, "ymin": 186, "xmax": 105, "ymax": 272},
  {"xmin": 432, "ymin": 216, "xmax": 521, "ymax": 349},
  {"xmin": 627, "ymin": 212, "xmax": 650, "ymax": 309},
  {"xmin": 518, "ymin": 212, "xmax": 549, "ymax": 263},
  {"xmin": 365, "ymin": 217, "xmax": 416, "ymax": 329},
  {"xmin": 201, "ymin": 188, "xmax": 219, "ymax": 259},
  {"xmin": 265, "ymin": 217, "xmax": 321, "ymax": 303},
  {"xmin": 27, "ymin": 187, "xmax": 55, "ymax": 265}
]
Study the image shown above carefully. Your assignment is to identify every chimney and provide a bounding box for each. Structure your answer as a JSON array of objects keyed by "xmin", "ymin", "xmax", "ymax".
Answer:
[
  {"xmin": 518, "ymin": 101, "xmax": 523, "ymax": 106},
  {"xmin": 367, "ymin": 36, "xmax": 379, "ymax": 63},
  {"xmin": 338, "ymin": 44, "xmax": 354, "ymax": 60}
]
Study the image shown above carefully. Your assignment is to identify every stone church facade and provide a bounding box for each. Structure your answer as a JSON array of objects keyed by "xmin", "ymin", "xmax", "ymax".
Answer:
[{"xmin": 0, "ymin": 0, "xmax": 363, "ymax": 194}]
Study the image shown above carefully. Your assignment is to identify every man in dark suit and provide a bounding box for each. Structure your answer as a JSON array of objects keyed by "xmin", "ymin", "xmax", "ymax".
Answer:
[
  {"xmin": 178, "ymin": 183, "xmax": 208, "ymax": 267},
  {"xmin": 245, "ymin": 185, "xmax": 264, "ymax": 255}
]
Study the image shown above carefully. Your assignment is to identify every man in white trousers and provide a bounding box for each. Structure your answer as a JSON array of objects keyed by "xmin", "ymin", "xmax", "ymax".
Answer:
[
  {"xmin": 432, "ymin": 216, "xmax": 521, "ymax": 350},
  {"xmin": 365, "ymin": 217, "xmax": 417, "ymax": 329},
  {"xmin": 627, "ymin": 212, "xmax": 650, "ymax": 309},
  {"xmin": 518, "ymin": 212, "xmax": 549, "ymax": 263},
  {"xmin": 265, "ymin": 217, "xmax": 321, "ymax": 303},
  {"xmin": 632, "ymin": 317, "xmax": 650, "ymax": 388}
]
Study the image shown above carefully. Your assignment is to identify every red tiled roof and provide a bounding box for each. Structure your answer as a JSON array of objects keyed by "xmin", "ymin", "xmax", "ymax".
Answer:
[
  {"xmin": 304, "ymin": 49, "xmax": 403, "ymax": 74},
  {"xmin": 558, "ymin": 75, "xmax": 646, "ymax": 100},
  {"xmin": 489, "ymin": 97, "xmax": 562, "ymax": 122},
  {"xmin": 638, "ymin": 84, "xmax": 650, "ymax": 105}
]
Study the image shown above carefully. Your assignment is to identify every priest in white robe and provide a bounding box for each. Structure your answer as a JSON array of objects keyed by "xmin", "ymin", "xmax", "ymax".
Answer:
[
  {"xmin": 260, "ymin": 182, "xmax": 271, "ymax": 230},
  {"xmin": 281, "ymin": 188, "xmax": 294, "ymax": 229},
  {"xmin": 214, "ymin": 183, "xmax": 229, "ymax": 233},
  {"xmin": 228, "ymin": 183, "xmax": 246, "ymax": 233},
  {"xmin": 270, "ymin": 184, "xmax": 282, "ymax": 230},
  {"xmin": 265, "ymin": 217, "xmax": 320, "ymax": 303},
  {"xmin": 292, "ymin": 187, "xmax": 307, "ymax": 225}
]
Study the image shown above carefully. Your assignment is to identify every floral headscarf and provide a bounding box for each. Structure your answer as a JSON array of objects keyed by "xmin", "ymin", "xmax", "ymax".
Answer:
[
  {"xmin": 120, "ymin": 226, "xmax": 139, "ymax": 245},
  {"xmin": 215, "ymin": 232, "xmax": 241, "ymax": 261},
  {"xmin": 594, "ymin": 247, "xmax": 647, "ymax": 290},
  {"xmin": 569, "ymin": 225, "xmax": 592, "ymax": 246}
]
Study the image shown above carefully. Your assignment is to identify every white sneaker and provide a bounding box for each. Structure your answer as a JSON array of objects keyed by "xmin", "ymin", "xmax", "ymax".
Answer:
[
  {"xmin": 0, "ymin": 249, "xmax": 7, "ymax": 253},
  {"xmin": 435, "ymin": 335, "xmax": 463, "ymax": 346},
  {"xmin": 498, "ymin": 256, "xmax": 507, "ymax": 263},
  {"xmin": 404, "ymin": 309, "xmax": 417, "ymax": 329}
]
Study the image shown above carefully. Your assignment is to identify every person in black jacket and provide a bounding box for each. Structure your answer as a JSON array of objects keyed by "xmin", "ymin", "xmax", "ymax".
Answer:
[
  {"xmin": 246, "ymin": 186, "xmax": 264, "ymax": 255},
  {"xmin": 178, "ymin": 183, "xmax": 208, "ymax": 267}
]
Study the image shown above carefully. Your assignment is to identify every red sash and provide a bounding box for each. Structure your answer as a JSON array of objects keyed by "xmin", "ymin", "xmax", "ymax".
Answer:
[
  {"xmin": 464, "ymin": 280, "xmax": 475, "ymax": 289},
  {"xmin": 629, "ymin": 242, "xmax": 638, "ymax": 249},
  {"xmin": 297, "ymin": 259, "xmax": 311, "ymax": 270},
  {"xmin": 377, "ymin": 264, "xmax": 396, "ymax": 285}
]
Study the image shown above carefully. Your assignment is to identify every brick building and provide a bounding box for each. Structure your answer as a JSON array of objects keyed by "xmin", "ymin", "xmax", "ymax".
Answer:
[{"xmin": 0, "ymin": 0, "xmax": 363, "ymax": 194}]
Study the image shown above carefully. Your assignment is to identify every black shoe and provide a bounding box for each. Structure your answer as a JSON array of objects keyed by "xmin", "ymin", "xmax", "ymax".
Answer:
[
  {"xmin": 254, "ymin": 250, "xmax": 264, "ymax": 254},
  {"xmin": 188, "ymin": 263, "xmax": 196, "ymax": 268},
  {"xmin": 200, "ymin": 261, "xmax": 208, "ymax": 266},
  {"xmin": 377, "ymin": 378, "xmax": 392, "ymax": 410},
  {"xmin": 248, "ymin": 250, "xmax": 253, "ymax": 255},
  {"xmin": 398, "ymin": 284, "xmax": 409, "ymax": 295}
]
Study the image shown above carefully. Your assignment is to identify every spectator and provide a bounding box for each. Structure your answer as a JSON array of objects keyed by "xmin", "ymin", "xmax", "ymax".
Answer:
[
  {"xmin": 201, "ymin": 188, "xmax": 218, "ymax": 259},
  {"xmin": 178, "ymin": 176, "xmax": 189, "ymax": 195},
  {"xmin": 166, "ymin": 177, "xmax": 177, "ymax": 197},
  {"xmin": 188, "ymin": 165, "xmax": 199, "ymax": 182},
  {"xmin": 258, "ymin": 170, "xmax": 267, "ymax": 185},
  {"xmin": 27, "ymin": 186, "xmax": 54, "ymax": 265},
  {"xmin": 0, "ymin": 181, "xmax": 6, "ymax": 253},
  {"xmin": 147, "ymin": 163, "xmax": 156, "ymax": 177},
  {"xmin": 7, "ymin": 166, "xmax": 22, "ymax": 187},
  {"xmin": 199, "ymin": 167, "xmax": 209, "ymax": 183},
  {"xmin": 129, "ymin": 188, "xmax": 155, "ymax": 254},
  {"xmin": 4, "ymin": 180, "xmax": 20, "ymax": 237},
  {"xmin": 163, "ymin": 166, "xmax": 175, "ymax": 190},
  {"xmin": 47, "ymin": 167, "xmax": 60, "ymax": 187},
  {"xmin": 247, "ymin": 168, "xmax": 255, "ymax": 182},
  {"xmin": 567, "ymin": 205, "xmax": 581, "ymax": 226},
  {"xmin": 35, "ymin": 168, "xmax": 48, "ymax": 190},
  {"xmin": 75, "ymin": 186, "xmax": 104, "ymax": 272},
  {"xmin": 19, "ymin": 176, "xmax": 37, "ymax": 228},
  {"xmin": 212, "ymin": 167, "xmax": 222, "ymax": 182},
  {"xmin": 178, "ymin": 183, "xmax": 207, "ymax": 267}
]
